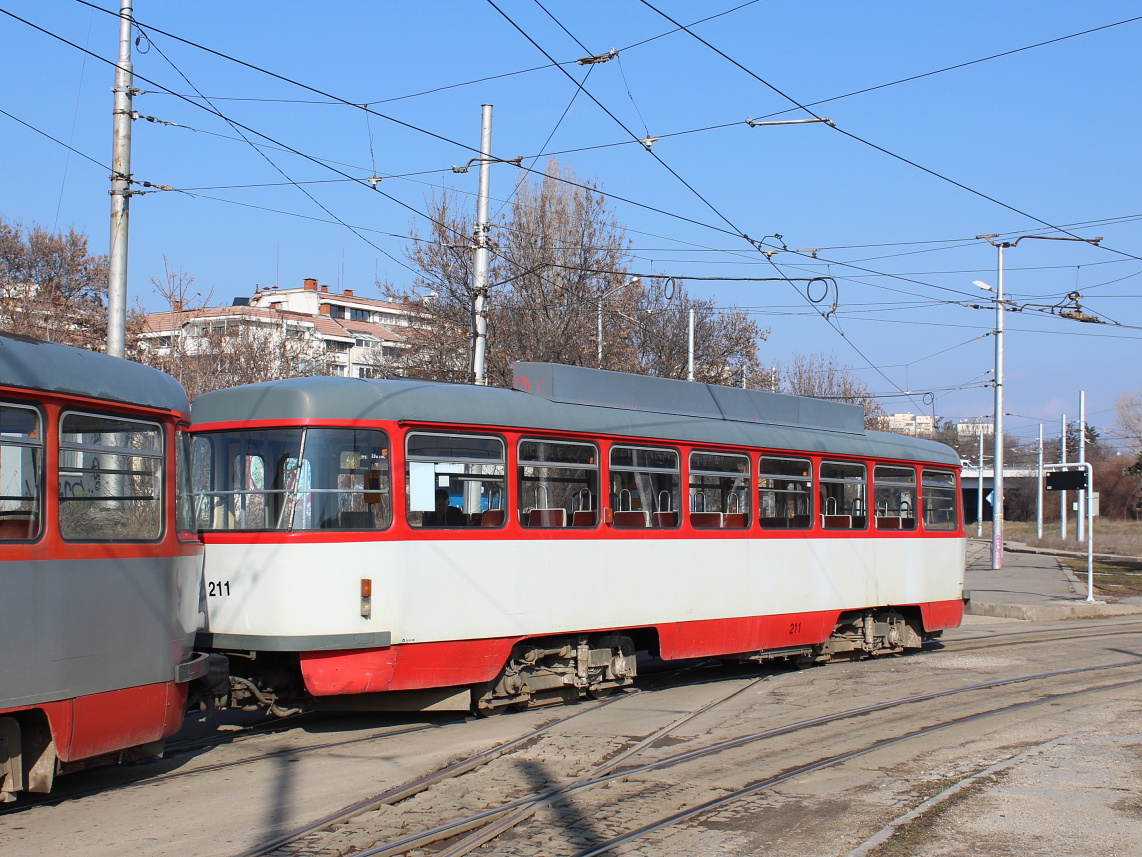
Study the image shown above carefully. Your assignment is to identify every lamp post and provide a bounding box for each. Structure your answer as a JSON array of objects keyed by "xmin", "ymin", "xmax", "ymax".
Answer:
[
  {"xmin": 972, "ymin": 269, "xmax": 1006, "ymax": 570},
  {"xmin": 973, "ymin": 232, "xmax": 1102, "ymax": 570}
]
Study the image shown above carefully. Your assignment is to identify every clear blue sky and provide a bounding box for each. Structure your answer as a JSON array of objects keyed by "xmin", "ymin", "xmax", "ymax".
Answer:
[{"xmin": 2, "ymin": 1, "xmax": 1139, "ymax": 445}]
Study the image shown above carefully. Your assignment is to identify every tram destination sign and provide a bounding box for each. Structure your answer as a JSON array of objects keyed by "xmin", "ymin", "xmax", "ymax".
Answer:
[{"xmin": 1045, "ymin": 470, "xmax": 1088, "ymax": 491}]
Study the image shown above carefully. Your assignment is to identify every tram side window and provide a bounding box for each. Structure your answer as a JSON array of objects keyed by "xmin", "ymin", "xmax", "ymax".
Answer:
[
  {"xmin": 0, "ymin": 404, "xmax": 42, "ymax": 540},
  {"xmin": 819, "ymin": 461, "xmax": 867, "ymax": 530},
  {"xmin": 922, "ymin": 469, "xmax": 959, "ymax": 531},
  {"xmin": 518, "ymin": 439, "xmax": 599, "ymax": 528},
  {"xmin": 689, "ymin": 451, "xmax": 750, "ymax": 528},
  {"xmin": 175, "ymin": 427, "xmax": 197, "ymax": 536},
  {"xmin": 609, "ymin": 446, "xmax": 680, "ymax": 528},
  {"xmin": 407, "ymin": 432, "xmax": 505, "ymax": 529},
  {"xmin": 873, "ymin": 466, "xmax": 917, "ymax": 531},
  {"xmin": 193, "ymin": 428, "xmax": 392, "ymax": 531},
  {"xmin": 59, "ymin": 412, "xmax": 163, "ymax": 541},
  {"xmin": 758, "ymin": 456, "xmax": 813, "ymax": 529}
]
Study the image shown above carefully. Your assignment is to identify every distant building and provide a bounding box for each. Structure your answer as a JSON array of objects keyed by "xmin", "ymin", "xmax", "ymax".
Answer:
[
  {"xmin": 886, "ymin": 412, "xmax": 937, "ymax": 437},
  {"xmin": 141, "ymin": 278, "xmax": 427, "ymax": 379},
  {"xmin": 956, "ymin": 418, "xmax": 995, "ymax": 437}
]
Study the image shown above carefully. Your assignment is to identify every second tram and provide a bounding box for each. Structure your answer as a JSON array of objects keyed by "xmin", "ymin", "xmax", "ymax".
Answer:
[
  {"xmin": 190, "ymin": 363, "xmax": 966, "ymax": 715},
  {"xmin": 0, "ymin": 333, "xmax": 208, "ymax": 800}
]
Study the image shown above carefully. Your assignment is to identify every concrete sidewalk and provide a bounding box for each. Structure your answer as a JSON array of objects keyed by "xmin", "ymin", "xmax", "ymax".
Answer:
[{"xmin": 964, "ymin": 538, "xmax": 1142, "ymax": 621}]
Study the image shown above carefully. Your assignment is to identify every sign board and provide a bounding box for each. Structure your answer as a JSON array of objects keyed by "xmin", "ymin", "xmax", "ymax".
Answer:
[{"xmin": 1046, "ymin": 470, "xmax": 1088, "ymax": 491}]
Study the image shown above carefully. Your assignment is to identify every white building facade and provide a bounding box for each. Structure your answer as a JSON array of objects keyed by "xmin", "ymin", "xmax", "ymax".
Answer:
[{"xmin": 142, "ymin": 278, "xmax": 426, "ymax": 378}]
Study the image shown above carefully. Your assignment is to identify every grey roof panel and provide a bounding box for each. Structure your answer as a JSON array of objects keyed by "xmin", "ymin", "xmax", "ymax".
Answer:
[
  {"xmin": 513, "ymin": 362, "xmax": 865, "ymax": 434},
  {"xmin": 192, "ymin": 370, "xmax": 959, "ymax": 467},
  {"xmin": 0, "ymin": 333, "xmax": 189, "ymax": 413}
]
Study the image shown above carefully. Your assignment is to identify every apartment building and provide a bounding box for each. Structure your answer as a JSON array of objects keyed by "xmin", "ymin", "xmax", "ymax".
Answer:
[{"xmin": 141, "ymin": 278, "xmax": 425, "ymax": 378}]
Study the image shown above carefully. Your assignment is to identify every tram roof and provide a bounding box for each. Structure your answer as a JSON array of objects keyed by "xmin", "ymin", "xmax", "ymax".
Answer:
[
  {"xmin": 0, "ymin": 332, "xmax": 189, "ymax": 414},
  {"xmin": 193, "ymin": 365, "xmax": 959, "ymax": 466}
]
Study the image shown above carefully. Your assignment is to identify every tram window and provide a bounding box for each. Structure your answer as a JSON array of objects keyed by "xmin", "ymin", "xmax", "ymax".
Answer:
[
  {"xmin": 0, "ymin": 403, "xmax": 42, "ymax": 541},
  {"xmin": 873, "ymin": 466, "xmax": 917, "ymax": 531},
  {"xmin": 518, "ymin": 439, "xmax": 598, "ymax": 528},
  {"xmin": 689, "ymin": 451, "xmax": 750, "ymax": 528},
  {"xmin": 758, "ymin": 457, "xmax": 813, "ymax": 529},
  {"xmin": 406, "ymin": 432, "xmax": 505, "ymax": 529},
  {"xmin": 609, "ymin": 445, "xmax": 680, "ymax": 529},
  {"xmin": 922, "ymin": 469, "xmax": 959, "ymax": 531},
  {"xmin": 819, "ymin": 461, "xmax": 867, "ymax": 530},
  {"xmin": 59, "ymin": 412, "xmax": 163, "ymax": 541},
  {"xmin": 175, "ymin": 427, "xmax": 197, "ymax": 537},
  {"xmin": 192, "ymin": 428, "xmax": 392, "ymax": 531}
]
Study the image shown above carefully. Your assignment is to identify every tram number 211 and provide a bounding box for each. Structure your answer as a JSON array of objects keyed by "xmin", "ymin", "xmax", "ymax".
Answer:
[{"xmin": 207, "ymin": 580, "xmax": 232, "ymax": 597}]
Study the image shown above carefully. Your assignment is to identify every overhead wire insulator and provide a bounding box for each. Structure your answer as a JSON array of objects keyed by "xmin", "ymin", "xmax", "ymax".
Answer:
[{"xmin": 578, "ymin": 48, "xmax": 618, "ymax": 65}]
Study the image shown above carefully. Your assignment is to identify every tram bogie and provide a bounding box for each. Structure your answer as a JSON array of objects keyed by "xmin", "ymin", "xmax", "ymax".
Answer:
[{"xmin": 474, "ymin": 633, "xmax": 637, "ymax": 714}]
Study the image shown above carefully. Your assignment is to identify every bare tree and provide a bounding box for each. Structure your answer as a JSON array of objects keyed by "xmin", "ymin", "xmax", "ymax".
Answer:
[
  {"xmin": 0, "ymin": 218, "xmax": 109, "ymax": 348},
  {"xmin": 627, "ymin": 278, "xmax": 765, "ymax": 384},
  {"xmin": 775, "ymin": 352, "xmax": 888, "ymax": 429},
  {"xmin": 1114, "ymin": 388, "xmax": 1142, "ymax": 456},
  {"xmin": 402, "ymin": 160, "xmax": 765, "ymax": 386}
]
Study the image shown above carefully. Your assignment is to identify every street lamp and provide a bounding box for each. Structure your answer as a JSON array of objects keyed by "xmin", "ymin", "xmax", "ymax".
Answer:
[
  {"xmin": 973, "ymin": 232, "xmax": 1102, "ymax": 570},
  {"xmin": 972, "ymin": 275, "xmax": 1005, "ymax": 569}
]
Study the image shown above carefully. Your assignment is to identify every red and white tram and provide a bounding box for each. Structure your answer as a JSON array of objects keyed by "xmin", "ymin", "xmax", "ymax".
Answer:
[
  {"xmin": 191, "ymin": 363, "xmax": 966, "ymax": 715},
  {"xmin": 0, "ymin": 333, "xmax": 207, "ymax": 799}
]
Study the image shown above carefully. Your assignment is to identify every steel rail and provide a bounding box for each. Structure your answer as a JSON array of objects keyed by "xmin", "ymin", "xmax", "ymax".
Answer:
[
  {"xmin": 571, "ymin": 676, "xmax": 1142, "ymax": 856},
  {"xmin": 337, "ymin": 659, "xmax": 1142, "ymax": 857}
]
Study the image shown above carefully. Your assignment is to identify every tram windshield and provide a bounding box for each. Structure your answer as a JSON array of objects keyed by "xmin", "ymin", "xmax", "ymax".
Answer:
[{"xmin": 192, "ymin": 428, "xmax": 392, "ymax": 531}]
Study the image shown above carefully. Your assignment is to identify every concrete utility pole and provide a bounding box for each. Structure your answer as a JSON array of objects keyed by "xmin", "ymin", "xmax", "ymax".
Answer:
[
  {"xmin": 687, "ymin": 307, "xmax": 695, "ymax": 382},
  {"xmin": 1036, "ymin": 423, "xmax": 1044, "ymax": 540},
  {"xmin": 107, "ymin": 0, "xmax": 135, "ymax": 358},
  {"xmin": 470, "ymin": 105, "xmax": 493, "ymax": 386},
  {"xmin": 1078, "ymin": 390, "xmax": 1087, "ymax": 543},
  {"xmin": 1060, "ymin": 412, "xmax": 1068, "ymax": 540},
  {"xmin": 977, "ymin": 432, "xmax": 984, "ymax": 538}
]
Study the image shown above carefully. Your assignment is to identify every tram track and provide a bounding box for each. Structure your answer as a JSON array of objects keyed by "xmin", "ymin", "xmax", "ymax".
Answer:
[
  {"xmin": 7, "ymin": 622, "xmax": 1135, "ymax": 822},
  {"xmin": 565, "ymin": 675, "xmax": 1142, "ymax": 857},
  {"xmin": 0, "ymin": 720, "xmax": 451, "ymax": 817},
  {"xmin": 241, "ymin": 657, "xmax": 1142, "ymax": 857},
  {"xmin": 943, "ymin": 621, "xmax": 1142, "ymax": 659}
]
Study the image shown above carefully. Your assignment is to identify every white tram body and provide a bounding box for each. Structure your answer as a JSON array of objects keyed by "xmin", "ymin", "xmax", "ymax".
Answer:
[
  {"xmin": 192, "ymin": 364, "xmax": 966, "ymax": 713},
  {"xmin": 0, "ymin": 334, "xmax": 208, "ymax": 799}
]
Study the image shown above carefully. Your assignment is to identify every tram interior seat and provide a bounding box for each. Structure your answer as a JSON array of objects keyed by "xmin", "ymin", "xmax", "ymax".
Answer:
[
  {"xmin": 527, "ymin": 508, "xmax": 567, "ymax": 528},
  {"xmin": 339, "ymin": 511, "xmax": 372, "ymax": 529},
  {"xmin": 0, "ymin": 515, "xmax": 36, "ymax": 539},
  {"xmin": 876, "ymin": 516, "xmax": 902, "ymax": 529},
  {"xmin": 480, "ymin": 509, "xmax": 504, "ymax": 527},
  {"xmin": 612, "ymin": 510, "xmax": 649, "ymax": 528},
  {"xmin": 821, "ymin": 514, "xmax": 852, "ymax": 529},
  {"xmin": 690, "ymin": 511, "xmax": 723, "ymax": 528},
  {"xmin": 572, "ymin": 510, "xmax": 596, "ymax": 527},
  {"xmin": 652, "ymin": 511, "xmax": 678, "ymax": 528},
  {"xmin": 761, "ymin": 515, "xmax": 810, "ymax": 528},
  {"xmin": 723, "ymin": 513, "xmax": 748, "ymax": 528}
]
